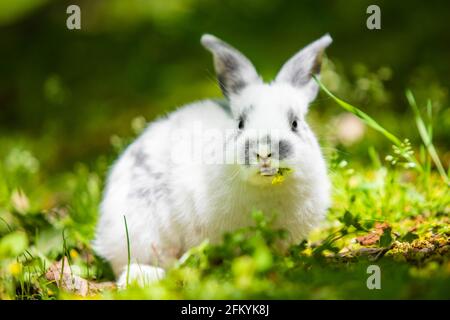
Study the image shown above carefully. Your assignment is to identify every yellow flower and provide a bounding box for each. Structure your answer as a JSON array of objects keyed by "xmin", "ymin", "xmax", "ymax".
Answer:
[
  {"xmin": 303, "ymin": 248, "xmax": 313, "ymax": 257},
  {"xmin": 271, "ymin": 175, "xmax": 285, "ymax": 185},
  {"xmin": 271, "ymin": 168, "xmax": 293, "ymax": 185},
  {"xmin": 70, "ymin": 249, "xmax": 79, "ymax": 259},
  {"xmin": 8, "ymin": 262, "xmax": 22, "ymax": 276}
]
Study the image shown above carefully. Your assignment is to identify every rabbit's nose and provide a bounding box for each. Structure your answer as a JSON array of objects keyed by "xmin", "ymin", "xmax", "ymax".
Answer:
[
  {"xmin": 256, "ymin": 152, "xmax": 272, "ymax": 161},
  {"xmin": 256, "ymin": 144, "xmax": 272, "ymax": 166},
  {"xmin": 256, "ymin": 152, "xmax": 272, "ymax": 168}
]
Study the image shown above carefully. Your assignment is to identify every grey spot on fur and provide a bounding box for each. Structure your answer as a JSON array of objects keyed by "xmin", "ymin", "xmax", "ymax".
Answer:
[
  {"xmin": 220, "ymin": 52, "xmax": 239, "ymax": 73},
  {"xmin": 216, "ymin": 52, "xmax": 250, "ymax": 97},
  {"xmin": 243, "ymin": 137, "xmax": 293, "ymax": 163},
  {"xmin": 129, "ymin": 147, "xmax": 168, "ymax": 205},
  {"xmin": 278, "ymin": 140, "xmax": 292, "ymax": 160},
  {"xmin": 218, "ymin": 73, "xmax": 246, "ymax": 97},
  {"xmin": 129, "ymin": 179, "xmax": 169, "ymax": 206},
  {"xmin": 131, "ymin": 149, "xmax": 164, "ymax": 178},
  {"xmin": 134, "ymin": 187, "xmax": 152, "ymax": 199},
  {"xmin": 154, "ymin": 182, "xmax": 169, "ymax": 200},
  {"xmin": 132, "ymin": 149, "xmax": 151, "ymax": 173},
  {"xmin": 244, "ymin": 139, "xmax": 251, "ymax": 165},
  {"xmin": 291, "ymin": 62, "xmax": 311, "ymax": 87},
  {"xmin": 289, "ymin": 54, "xmax": 323, "ymax": 88}
]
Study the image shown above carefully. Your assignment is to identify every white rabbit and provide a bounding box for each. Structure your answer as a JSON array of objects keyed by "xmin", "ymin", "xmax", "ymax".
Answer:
[{"xmin": 93, "ymin": 34, "xmax": 332, "ymax": 288}]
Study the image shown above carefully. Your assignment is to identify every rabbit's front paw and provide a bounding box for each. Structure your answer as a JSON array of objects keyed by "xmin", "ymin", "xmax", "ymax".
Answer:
[{"xmin": 117, "ymin": 264, "xmax": 165, "ymax": 289}]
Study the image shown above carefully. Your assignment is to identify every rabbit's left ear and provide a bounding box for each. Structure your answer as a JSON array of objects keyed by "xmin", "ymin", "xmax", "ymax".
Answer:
[{"xmin": 275, "ymin": 34, "xmax": 332, "ymax": 102}]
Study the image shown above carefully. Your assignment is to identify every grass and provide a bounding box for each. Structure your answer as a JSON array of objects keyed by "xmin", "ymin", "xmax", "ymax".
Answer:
[
  {"xmin": 406, "ymin": 90, "xmax": 448, "ymax": 183},
  {"xmin": 0, "ymin": 83, "xmax": 449, "ymax": 300},
  {"xmin": 123, "ymin": 215, "xmax": 130, "ymax": 288}
]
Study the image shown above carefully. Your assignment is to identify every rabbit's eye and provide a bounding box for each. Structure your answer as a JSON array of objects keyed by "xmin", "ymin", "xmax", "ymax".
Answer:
[
  {"xmin": 291, "ymin": 120, "xmax": 298, "ymax": 131},
  {"xmin": 238, "ymin": 119, "xmax": 244, "ymax": 130}
]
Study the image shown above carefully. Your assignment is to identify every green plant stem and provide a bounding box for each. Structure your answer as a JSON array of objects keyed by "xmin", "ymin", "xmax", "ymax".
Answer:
[
  {"xmin": 406, "ymin": 90, "xmax": 449, "ymax": 184},
  {"xmin": 123, "ymin": 215, "xmax": 131, "ymax": 287},
  {"xmin": 314, "ymin": 76, "xmax": 422, "ymax": 171}
]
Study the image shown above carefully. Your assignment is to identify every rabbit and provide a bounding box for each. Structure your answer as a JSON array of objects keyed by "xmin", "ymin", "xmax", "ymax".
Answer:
[{"xmin": 93, "ymin": 33, "xmax": 333, "ymax": 288}]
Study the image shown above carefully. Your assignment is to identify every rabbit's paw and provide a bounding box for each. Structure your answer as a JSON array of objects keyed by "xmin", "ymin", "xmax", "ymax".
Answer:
[{"xmin": 117, "ymin": 264, "xmax": 165, "ymax": 289}]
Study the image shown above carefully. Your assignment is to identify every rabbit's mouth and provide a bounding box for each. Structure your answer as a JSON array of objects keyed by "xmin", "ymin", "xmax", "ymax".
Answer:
[
  {"xmin": 259, "ymin": 167, "xmax": 278, "ymax": 176},
  {"xmin": 244, "ymin": 166, "xmax": 293, "ymax": 187}
]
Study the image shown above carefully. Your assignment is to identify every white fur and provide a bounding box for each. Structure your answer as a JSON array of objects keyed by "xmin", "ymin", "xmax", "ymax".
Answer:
[{"xmin": 93, "ymin": 34, "xmax": 332, "ymax": 286}]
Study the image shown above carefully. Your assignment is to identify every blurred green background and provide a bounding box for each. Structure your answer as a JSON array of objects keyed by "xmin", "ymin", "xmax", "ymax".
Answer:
[{"xmin": 0, "ymin": 0, "xmax": 449, "ymax": 174}]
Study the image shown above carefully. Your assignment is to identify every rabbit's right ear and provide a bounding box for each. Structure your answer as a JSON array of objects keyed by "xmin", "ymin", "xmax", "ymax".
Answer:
[
  {"xmin": 201, "ymin": 34, "xmax": 261, "ymax": 98},
  {"xmin": 275, "ymin": 34, "xmax": 332, "ymax": 103}
]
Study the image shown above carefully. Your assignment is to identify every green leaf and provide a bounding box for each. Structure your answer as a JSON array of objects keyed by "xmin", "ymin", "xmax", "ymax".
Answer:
[
  {"xmin": 0, "ymin": 231, "xmax": 28, "ymax": 258},
  {"xmin": 379, "ymin": 227, "xmax": 393, "ymax": 248},
  {"xmin": 342, "ymin": 211, "xmax": 353, "ymax": 226},
  {"xmin": 251, "ymin": 210, "xmax": 267, "ymax": 227},
  {"xmin": 35, "ymin": 227, "xmax": 64, "ymax": 257},
  {"xmin": 253, "ymin": 245, "xmax": 273, "ymax": 272},
  {"xmin": 401, "ymin": 231, "xmax": 419, "ymax": 243}
]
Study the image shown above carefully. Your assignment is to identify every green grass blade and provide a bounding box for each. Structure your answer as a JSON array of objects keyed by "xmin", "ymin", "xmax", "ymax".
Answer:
[
  {"xmin": 60, "ymin": 229, "xmax": 66, "ymax": 288},
  {"xmin": 314, "ymin": 75, "xmax": 402, "ymax": 146},
  {"xmin": 314, "ymin": 76, "xmax": 422, "ymax": 170},
  {"xmin": 406, "ymin": 90, "xmax": 449, "ymax": 184},
  {"xmin": 123, "ymin": 215, "xmax": 131, "ymax": 287}
]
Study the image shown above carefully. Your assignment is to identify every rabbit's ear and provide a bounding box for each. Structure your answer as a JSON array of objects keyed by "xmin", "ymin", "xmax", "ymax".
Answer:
[
  {"xmin": 275, "ymin": 34, "xmax": 332, "ymax": 102},
  {"xmin": 201, "ymin": 34, "xmax": 261, "ymax": 98}
]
